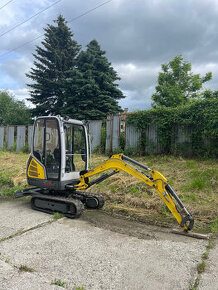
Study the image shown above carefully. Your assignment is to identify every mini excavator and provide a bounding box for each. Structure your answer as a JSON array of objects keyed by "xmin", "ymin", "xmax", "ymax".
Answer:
[{"xmin": 15, "ymin": 115, "xmax": 194, "ymax": 232}]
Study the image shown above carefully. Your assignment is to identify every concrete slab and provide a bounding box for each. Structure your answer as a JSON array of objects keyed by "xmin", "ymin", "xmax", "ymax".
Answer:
[
  {"xmin": 0, "ymin": 260, "xmax": 62, "ymax": 290},
  {"xmin": 0, "ymin": 199, "xmax": 53, "ymax": 240},
  {"xmin": 0, "ymin": 208, "xmax": 206, "ymax": 290},
  {"xmin": 199, "ymin": 240, "xmax": 218, "ymax": 290}
]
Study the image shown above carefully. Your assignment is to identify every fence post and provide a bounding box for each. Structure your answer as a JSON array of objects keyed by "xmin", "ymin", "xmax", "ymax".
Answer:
[
  {"xmin": 8, "ymin": 126, "xmax": 15, "ymax": 149},
  {"xmin": 105, "ymin": 116, "xmax": 113, "ymax": 152},
  {"xmin": 28, "ymin": 125, "xmax": 33, "ymax": 151},
  {"xmin": 16, "ymin": 126, "xmax": 26, "ymax": 151},
  {"xmin": 112, "ymin": 115, "xmax": 120, "ymax": 151},
  {"xmin": 0, "ymin": 127, "xmax": 4, "ymax": 149}
]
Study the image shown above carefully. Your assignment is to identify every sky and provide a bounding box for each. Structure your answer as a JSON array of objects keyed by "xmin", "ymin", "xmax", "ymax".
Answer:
[{"xmin": 1, "ymin": 0, "xmax": 218, "ymax": 111}]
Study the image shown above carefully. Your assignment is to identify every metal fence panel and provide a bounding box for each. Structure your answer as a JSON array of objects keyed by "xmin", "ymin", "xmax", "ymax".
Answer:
[
  {"xmin": 125, "ymin": 125, "xmax": 141, "ymax": 149},
  {"xmin": 177, "ymin": 126, "xmax": 191, "ymax": 143},
  {"xmin": 175, "ymin": 126, "xmax": 192, "ymax": 155},
  {"xmin": 89, "ymin": 120, "xmax": 102, "ymax": 152},
  {"xmin": 112, "ymin": 115, "xmax": 120, "ymax": 151},
  {"xmin": 145, "ymin": 125, "xmax": 161, "ymax": 154},
  {"xmin": 17, "ymin": 126, "xmax": 25, "ymax": 151},
  {"xmin": 0, "ymin": 127, "xmax": 4, "ymax": 148},
  {"xmin": 8, "ymin": 126, "xmax": 15, "ymax": 148},
  {"xmin": 105, "ymin": 116, "xmax": 112, "ymax": 152},
  {"xmin": 28, "ymin": 125, "xmax": 33, "ymax": 150}
]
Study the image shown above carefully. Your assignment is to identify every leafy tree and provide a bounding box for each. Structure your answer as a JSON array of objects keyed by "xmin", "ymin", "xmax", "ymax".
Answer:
[
  {"xmin": 202, "ymin": 89, "xmax": 218, "ymax": 99},
  {"xmin": 152, "ymin": 55, "xmax": 212, "ymax": 108},
  {"xmin": 0, "ymin": 91, "xmax": 31, "ymax": 125},
  {"xmin": 66, "ymin": 39, "xmax": 124, "ymax": 120},
  {"xmin": 26, "ymin": 15, "xmax": 81, "ymax": 116}
]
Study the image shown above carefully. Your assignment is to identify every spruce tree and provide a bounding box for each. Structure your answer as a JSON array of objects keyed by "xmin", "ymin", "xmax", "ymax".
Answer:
[
  {"xmin": 26, "ymin": 15, "xmax": 81, "ymax": 116},
  {"xmin": 65, "ymin": 39, "xmax": 125, "ymax": 120}
]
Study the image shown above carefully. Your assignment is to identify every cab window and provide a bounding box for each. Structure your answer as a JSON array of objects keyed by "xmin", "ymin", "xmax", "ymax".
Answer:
[
  {"xmin": 45, "ymin": 119, "xmax": 60, "ymax": 179},
  {"xmin": 64, "ymin": 123, "xmax": 86, "ymax": 172}
]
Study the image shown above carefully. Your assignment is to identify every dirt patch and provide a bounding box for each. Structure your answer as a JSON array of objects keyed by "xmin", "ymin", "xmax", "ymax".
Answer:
[{"xmin": 80, "ymin": 209, "xmax": 200, "ymax": 243}]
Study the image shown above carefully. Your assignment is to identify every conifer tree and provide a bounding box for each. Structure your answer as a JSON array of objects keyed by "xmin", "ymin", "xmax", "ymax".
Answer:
[
  {"xmin": 26, "ymin": 15, "xmax": 81, "ymax": 116},
  {"xmin": 65, "ymin": 39, "xmax": 124, "ymax": 120},
  {"xmin": 27, "ymin": 17, "xmax": 125, "ymax": 119}
]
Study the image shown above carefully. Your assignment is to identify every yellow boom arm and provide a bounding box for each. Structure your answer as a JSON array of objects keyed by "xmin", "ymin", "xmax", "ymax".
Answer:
[{"xmin": 73, "ymin": 154, "xmax": 194, "ymax": 231}]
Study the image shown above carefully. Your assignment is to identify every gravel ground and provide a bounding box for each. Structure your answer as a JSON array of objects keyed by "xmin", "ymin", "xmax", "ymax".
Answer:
[{"xmin": 0, "ymin": 199, "xmax": 214, "ymax": 290}]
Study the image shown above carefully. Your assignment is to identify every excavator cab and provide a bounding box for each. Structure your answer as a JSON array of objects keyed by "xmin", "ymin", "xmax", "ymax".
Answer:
[{"xmin": 27, "ymin": 116, "xmax": 89, "ymax": 191}]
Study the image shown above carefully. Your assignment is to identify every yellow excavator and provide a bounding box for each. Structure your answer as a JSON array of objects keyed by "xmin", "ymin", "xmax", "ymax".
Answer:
[{"xmin": 15, "ymin": 115, "xmax": 194, "ymax": 231}]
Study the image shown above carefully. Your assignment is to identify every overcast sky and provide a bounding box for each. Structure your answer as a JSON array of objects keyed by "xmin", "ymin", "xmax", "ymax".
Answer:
[{"xmin": 0, "ymin": 0, "xmax": 218, "ymax": 111}]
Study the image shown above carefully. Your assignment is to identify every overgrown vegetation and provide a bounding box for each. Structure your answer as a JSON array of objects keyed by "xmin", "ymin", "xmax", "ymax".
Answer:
[
  {"xmin": 0, "ymin": 151, "xmax": 29, "ymax": 197},
  {"xmin": 0, "ymin": 152, "xmax": 217, "ymax": 233},
  {"xmin": 128, "ymin": 99, "xmax": 218, "ymax": 157}
]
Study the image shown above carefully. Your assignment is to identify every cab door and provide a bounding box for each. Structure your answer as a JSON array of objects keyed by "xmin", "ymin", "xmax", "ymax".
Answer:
[
  {"xmin": 33, "ymin": 118, "xmax": 61, "ymax": 180},
  {"xmin": 63, "ymin": 123, "xmax": 87, "ymax": 180}
]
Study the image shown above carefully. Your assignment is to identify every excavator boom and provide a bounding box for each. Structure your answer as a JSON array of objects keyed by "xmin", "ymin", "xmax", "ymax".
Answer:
[{"xmin": 72, "ymin": 154, "xmax": 194, "ymax": 231}]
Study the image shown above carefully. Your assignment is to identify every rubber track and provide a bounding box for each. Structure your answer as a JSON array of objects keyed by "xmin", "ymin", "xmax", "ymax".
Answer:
[
  {"xmin": 73, "ymin": 191, "xmax": 105, "ymax": 209},
  {"xmin": 31, "ymin": 194, "xmax": 84, "ymax": 218}
]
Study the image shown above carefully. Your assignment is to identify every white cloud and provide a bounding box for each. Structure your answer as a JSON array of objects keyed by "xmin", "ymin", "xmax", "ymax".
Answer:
[{"xmin": 7, "ymin": 87, "xmax": 32, "ymax": 107}]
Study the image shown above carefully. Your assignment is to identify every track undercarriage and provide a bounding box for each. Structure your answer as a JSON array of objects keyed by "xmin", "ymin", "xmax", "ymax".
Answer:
[{"xmin": 15, "ymin": 188, "xmax": 104, "ymax": 218}]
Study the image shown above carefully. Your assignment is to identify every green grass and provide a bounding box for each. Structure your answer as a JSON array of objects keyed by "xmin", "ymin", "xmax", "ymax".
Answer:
[
  {"xmin": 197, "ymin": 260, "xmax": 206, "ymax": 274},
  {"xmin": 53, "ymin": 212, "xmax": 64, "ymax": 219},
  {"xmin": 190, "ymin": 278, "xmax": 199, "ymax": 290},
  {"xmin": 210, "ymin": 218, "xmax": 218, "ymax": 233},
  {"xmin": 202, "ymin": 252, "xmax": 209, "ymax": 260},
  {"xmin": 184, "ymin": 169, "xmax": 218, "ymax": 192},
  {"xmin": 186, "ymin": 160, "xmax": 198, "ymax": 169},
  {"xmin": 74, "ymin": 286, "xmax": 84, "ymax": 290},
  {"xmin": 0, "ymin": 171, "xmax": 13, "ymax": 185},
  {"xmin": 0, "ymin": 152, "xmax": 29, "ymax": 197},
  {"xmin": 129, "ymin": 186, "xmax": 141, "ymax": 197},
  {"xmin": 206, "ymin": 239, "xmax": 215, "ymax": 251},
  {"xmin": 19, "ymin": 264, "xmax": 35, "ymax": 272},
  {"xmin": 52, "ymin": 279, "xmax": 66, "ymax": 288}
]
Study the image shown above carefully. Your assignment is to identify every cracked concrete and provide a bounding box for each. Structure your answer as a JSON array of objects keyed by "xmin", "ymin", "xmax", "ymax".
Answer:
[
  {"xmin": 199, "ymin": 240, "xmax": 218, "ymax": 290},
  {"xmin": 0, "ymin": 199, "xmax": 214, "ymax": 290}
]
